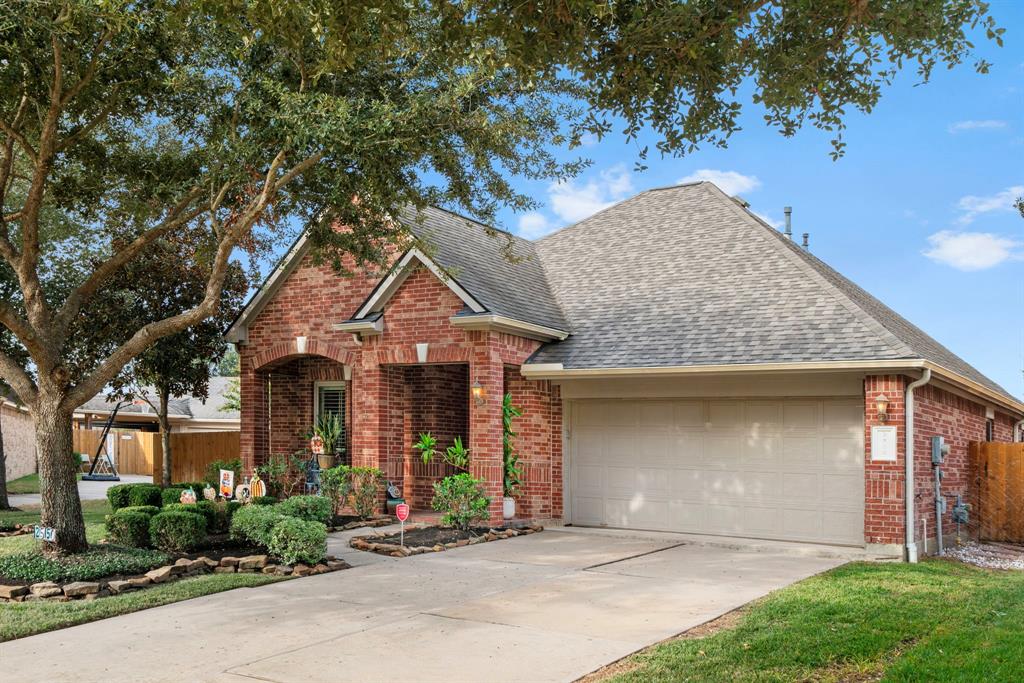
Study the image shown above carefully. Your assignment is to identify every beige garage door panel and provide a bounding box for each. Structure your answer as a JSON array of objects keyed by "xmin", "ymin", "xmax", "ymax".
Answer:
[{"xmin": 570, "ymin": 398, "xmax": 864, "ymax": 545}]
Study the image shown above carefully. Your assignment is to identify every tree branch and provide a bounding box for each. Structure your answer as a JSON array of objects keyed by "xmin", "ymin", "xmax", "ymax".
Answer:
[
  {"xmin": 56, "ymin": 86, "xmax": 120, "ymax": 153},
  {"xmin": 0, "ymin": 349, "xmax": 37, "ymax": 408},
  {"xmin": 54, "ymin": 186, "xmax": 207, "ymax": 332},
  {"xmin": 59, "ymin": 28, "xmax": 113, "ymax": 107}
]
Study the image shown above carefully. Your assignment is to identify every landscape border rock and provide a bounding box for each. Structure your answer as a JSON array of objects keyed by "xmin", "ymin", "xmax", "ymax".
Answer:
[
  {"xmin": 0, "ymin": 553, "xmax": 351, "ymax": 603},
  {"xmin": 350, "ymin": 524, "xmax": 543, "ymax": 557}
]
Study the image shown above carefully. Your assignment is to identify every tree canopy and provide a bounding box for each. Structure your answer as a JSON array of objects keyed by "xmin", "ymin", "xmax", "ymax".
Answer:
[{"xmin": 0, "ymin": 0, "xmax": 1002, "ymax": 553}]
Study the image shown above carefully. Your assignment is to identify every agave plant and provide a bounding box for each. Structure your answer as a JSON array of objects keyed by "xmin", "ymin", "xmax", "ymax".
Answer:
[{"xmin": 312, "ymin": 412, "xmax": 344, "ymax": 455}]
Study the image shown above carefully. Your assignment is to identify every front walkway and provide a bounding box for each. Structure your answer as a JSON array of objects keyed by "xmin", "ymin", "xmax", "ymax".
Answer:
[
  {"xmin": 8, "ymin": 474, "xmax": 152, "ymax": 508},
  {"xmin": 0, "ymin": 527, "xmax": 845, "ymax": 682}
]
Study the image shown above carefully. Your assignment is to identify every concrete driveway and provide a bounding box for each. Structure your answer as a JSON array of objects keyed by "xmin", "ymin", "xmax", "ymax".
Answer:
[
  {"xmin": 8, "ymin": 473, "xmax": 152, "ymax": 508},
  {"xmin": 0, "ymin": 527, "xmax": 845, "ymax": 683}
]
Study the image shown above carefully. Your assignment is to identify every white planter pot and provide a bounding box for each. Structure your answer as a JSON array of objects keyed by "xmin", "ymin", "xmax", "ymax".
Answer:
[{"xmin": 502, "ymin": 496, "xmax": 516, "ymax": 520}]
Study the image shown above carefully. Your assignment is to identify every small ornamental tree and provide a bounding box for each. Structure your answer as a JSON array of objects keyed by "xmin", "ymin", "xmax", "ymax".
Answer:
[{"xmin": 0, "ymin": 1, "xmax": 1003, "ymax": 556}]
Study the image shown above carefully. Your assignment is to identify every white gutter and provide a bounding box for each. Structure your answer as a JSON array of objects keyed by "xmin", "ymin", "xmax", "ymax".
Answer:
[{"xmin": 904, "ymin": 368, "xmax": 931, "ymax": 563}]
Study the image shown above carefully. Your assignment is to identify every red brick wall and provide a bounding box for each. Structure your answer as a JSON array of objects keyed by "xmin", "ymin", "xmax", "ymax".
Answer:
[
  {"xmin": 864, "ymin": 375, "xmax": 906, "ymax": 546},
  {"xmin": 504, "ymin": 366, "xmax": 562, "ymax": 519}
]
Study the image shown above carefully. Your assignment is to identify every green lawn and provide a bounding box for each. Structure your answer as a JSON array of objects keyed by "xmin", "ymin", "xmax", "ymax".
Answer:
[
  {"xmin": 5, "ymin": 472, "xmax": 82, "ymax": 494},
  {"xmin": 0, "ymin": 573, "xmax": 283, "ymax": 641},
  {"xmin": 605, "ymin": 560, "xmax": 1024, "ymax": 682},
  {"xmin": 0, "ymin": 500, "xmax": 286, "ymax": 640}
]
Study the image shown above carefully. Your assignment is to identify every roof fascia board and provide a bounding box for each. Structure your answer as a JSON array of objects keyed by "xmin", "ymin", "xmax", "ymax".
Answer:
[
  {"xmin": 520, "ymin": 359, "xmax": 1024, "ymax": 415},
  {"xmin": 225, "ymin": 233, "xmax": 311, "ymax": 343},
  {"xmin": 448, "ymin": 314, "xmax": 569, "ymax": 341},
  {"xmin": 332, "ymin": 317, "xmax": 385, "ymax": 335},
  {"xmin": 354, "ymin": 247, "xmax": 485, "ymax": 319}
]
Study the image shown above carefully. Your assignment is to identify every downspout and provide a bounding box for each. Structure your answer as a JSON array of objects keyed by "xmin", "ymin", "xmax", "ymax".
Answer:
[{"xmin": 904, "ymin": 369, "xmax": 931, "ymax": 563}]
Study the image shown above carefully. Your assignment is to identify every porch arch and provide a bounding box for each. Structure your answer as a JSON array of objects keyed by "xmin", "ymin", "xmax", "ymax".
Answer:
[{"xmin": 252, "ymin": 339, "xmax": 356, "ymax": 370}]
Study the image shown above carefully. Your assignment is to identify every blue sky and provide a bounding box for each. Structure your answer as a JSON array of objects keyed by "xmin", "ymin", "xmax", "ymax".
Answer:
[{"xmin": 491, "ymin": 6, "xmax": 1024, "ymax": 399}]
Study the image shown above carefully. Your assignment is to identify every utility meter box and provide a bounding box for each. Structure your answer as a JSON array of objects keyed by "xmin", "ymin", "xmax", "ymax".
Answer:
[
  {"xmin": 952, "ymin": 501, "xmax": 970, "ymax": 524},
  {"xmin": 931, "ymin": 436, "xmax": 950, "ymax": 465}
]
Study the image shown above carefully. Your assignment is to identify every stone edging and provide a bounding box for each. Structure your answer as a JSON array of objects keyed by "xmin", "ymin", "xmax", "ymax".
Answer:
[
  {"xmin": 350, "ymin": 525, "xmax": 543, "ymax": 557},
  {"xmin": 0, "ymin": 524, "xmax": 34, "ymax": 538},
  {"xmin": 0, "ymin": 553, "xmax": 350, "ymax": 603},
  {"xmin": 327, "ymin": 516, "xmax": 393, "ymax": 533}
]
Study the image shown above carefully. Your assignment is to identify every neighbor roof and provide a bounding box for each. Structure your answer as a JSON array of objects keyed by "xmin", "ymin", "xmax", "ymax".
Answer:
[
  {"xmin": 78, "ymin": 377, "xmax": 240, "ymax": 421},
  {"xmin": 529, "ymin": 182, "xmax": 1018, "ymax": 403}
]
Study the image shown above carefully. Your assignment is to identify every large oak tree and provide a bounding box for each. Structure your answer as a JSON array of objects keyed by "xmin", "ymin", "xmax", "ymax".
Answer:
[{"xmin": 0, "ymin": 0, "xmax": 1002, "ymax": 553}]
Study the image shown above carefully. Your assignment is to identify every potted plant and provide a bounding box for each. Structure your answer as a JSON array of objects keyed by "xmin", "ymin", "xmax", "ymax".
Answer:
[
  {"xmin": 311, "ymin": 413, "xmax": 343, "ymax": 469},
  {"xmin": 502, "ymin": 394, "xmax": 524, "ymax": 520}
]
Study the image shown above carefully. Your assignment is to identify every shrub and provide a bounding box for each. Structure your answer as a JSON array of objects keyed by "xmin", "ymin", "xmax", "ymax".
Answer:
[
  {"xmin": 174, "ymin": 481, "xmax": 208, "ymax": 494},
  {"xmin": 252, "ymin": 495, "xmax": 278, "ymax": 506},
  {"xmin": 431, "ymin": 473, "xmax": 490, "ymax": 530},
  {"xmin": 119, "ymin": 505, "xmax": 160, "ymax": 517},
  {"xmin": 350, "ymin": 467, "xmax": 383, "ymax": 518},
  {"xmin": 106, "ymin": 483, "xmax": 133, "ymax": 511},
  {"xmin": 276, "ymin": 495, "xmax": 332, "ymax": 524},
  {"xmin": 163, "ymin": 500, "xmax": 218, "ymax": 531},
  {"xmin": 225, "ymin": 500, "xmax": 242, "ymax": 519},
  {"xmin": 267, "ymin": 517, "xmax": 327, "ymax": 565},
  {"xmin": 0, "ymin": 546, "xmax": 169, "ymax": 583},
  {"xmin": 202, "ymin": 459, "xmax": 241, "ymax": 490},
  {"xmin": 105, "ymin": 510, "xmax": 152, "ymax": 548},
  {"xmin": 128, "ymin": 484, "xmax": 163, "ymax": 508},
  {"xmin": 161, "ymin": 487, "xmax": 185, "ymax": 506},
  {"xmin": 149, "ymin": 511, "xmax": 206, "ymax": 552},
  {"xmin": 320, "ymin": 465, "xmax": 352, "ymax": 513},
  {"xmin": 230, "ymin": 505, "xmax": 286, "ymax": 547}
]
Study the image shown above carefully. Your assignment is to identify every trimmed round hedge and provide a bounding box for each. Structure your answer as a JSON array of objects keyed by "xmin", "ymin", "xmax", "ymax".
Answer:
[
  {"xmin": 119, "ymin": 505, "xmax": 160, "ymax": 517},
  {"xmin": 161, "ymin": 487, "xmax": 185, "ymax": 506},
  {"xmin": 276, "ymin": 495, "xmax": 332, "ymax": 524},
  {"xmin": 229, "ymin": 505, "xmax": 286, "ymax": 547},
  {"xmin": 127, "ymin": 483, "xmax": 162, "ymax": 508},
  {"xmin": 149, "ymin": 510, "xmax": 206, "ymax": 552},
  {"xmin": 106, "ymin": 510, "xmax": 152, "ymax": 548},
  {"xmin": 268, "ymin": 517, "xmax": 327, "ymax": 565}
]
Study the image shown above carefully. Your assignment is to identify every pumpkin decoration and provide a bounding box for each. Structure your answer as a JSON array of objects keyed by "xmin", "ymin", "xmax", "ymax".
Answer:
[
  {"xmin": 310, "ymin": 434, "xmax": 325, "ymax": 455},
  {"xmin": 234, "ymin": 483, "xmax": 250, "ymax": 501},
  {"xmin": 203, "ymin": 485, "xmax": 216, "ymax": 501},
  {"xmin": 180, "ymin": 487, "xmax": 197, "ymax": 504},
  {"xmin": 250, "ymin": 473, "xmax": 267, "ymax": 499}
]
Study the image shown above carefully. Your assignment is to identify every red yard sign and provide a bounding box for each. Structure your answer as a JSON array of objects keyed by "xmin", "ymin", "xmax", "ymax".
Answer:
[{"xmin": 395, "ymin": 503, "xmax": 410, "ymax": 522}]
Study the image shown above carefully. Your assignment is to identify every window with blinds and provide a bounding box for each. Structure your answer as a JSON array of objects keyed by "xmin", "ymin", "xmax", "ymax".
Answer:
[{"xmin": 316, "ymin": 384, "xmax": 346, "ymax": 454}]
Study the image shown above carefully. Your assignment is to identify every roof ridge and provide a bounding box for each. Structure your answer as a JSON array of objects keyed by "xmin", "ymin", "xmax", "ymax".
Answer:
[
  {"xmin": 535, "ymin": 183, "xmax": 683, "ymax": 244},
  {"xmin": 702, "ymin": 182, "xmax": 917, "ymax": 360}
]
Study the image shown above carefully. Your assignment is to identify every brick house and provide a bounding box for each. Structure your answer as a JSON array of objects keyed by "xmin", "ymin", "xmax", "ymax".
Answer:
[{"xmin": 227, "ymin": 182, "xmax": 1024, "ymax": 560}]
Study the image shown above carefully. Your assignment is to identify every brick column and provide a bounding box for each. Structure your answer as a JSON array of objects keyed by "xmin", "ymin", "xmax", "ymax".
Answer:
[
  {"xmin": 470, "ymin": 344, "xmax": 505, "ymax": 524},
  {"xmin": 864, "ymin": 375, "xmax": 907, "ymax": 549},
  {"xmin": 239, "ymin": 357, "xmax": 266, "ymax": 476},
  {"xmin": 351, "ymin": 359, "xmax": 385, "ymax": 471}
]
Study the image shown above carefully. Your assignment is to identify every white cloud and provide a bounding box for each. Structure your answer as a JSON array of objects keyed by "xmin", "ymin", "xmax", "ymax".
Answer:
[
  {"xmin": 955, "ymin": 185, "xmax": 1024, "ymax": 225},
  {"xmin": 947, "ymin": 119, "xmax": 1008, "ymax": 133},
  {"xmin": 753, "ymin": 211, "xmax": 782, "ymax": 229},
  {"xmin": 517, "ymin": 211, "xmax": 552, "ymax": 239},
  {"xmin": 548, "ymin": 165, "xmax": 634, "ymax": 223},
  {"xmin": 677, "ymin": 169, "xmax": 761, "ymax": 197},
  {"xmin": 923, "ymin": 230, "xmax": 1023, "ymax": 271}
]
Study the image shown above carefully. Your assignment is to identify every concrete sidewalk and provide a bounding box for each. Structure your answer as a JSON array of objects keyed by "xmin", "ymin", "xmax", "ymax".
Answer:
[
  {"xmin": 8, "ymin": 474, "xmax": 152, "ymax": 508},
  {"xmin": 0, "ymin": 527, "xmax": 845, "ymax": 683}
]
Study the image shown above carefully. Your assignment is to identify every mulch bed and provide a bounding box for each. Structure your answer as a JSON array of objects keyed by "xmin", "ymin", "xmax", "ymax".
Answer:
[
  {"xmin": 350, "ymin": 524, "xmax": 542, "ymax": 557},
  {"xmin": 327, "ymin": 514, "xmax": 394, "ymax": 532}
]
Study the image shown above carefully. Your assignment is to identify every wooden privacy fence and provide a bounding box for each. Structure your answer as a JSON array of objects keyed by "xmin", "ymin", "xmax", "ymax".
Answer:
[
  {"xmin": 970, "ymin": 441, "xmax": 1024, "ymax": 543},
  {"xmin": 73, "ymin": 429, "xmax": 239, "ymax": 482}
]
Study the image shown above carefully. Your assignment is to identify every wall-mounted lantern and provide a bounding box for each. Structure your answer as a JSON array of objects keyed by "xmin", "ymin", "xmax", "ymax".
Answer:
[
  {"xmin": 471, "ymin": 379, "xmax": 485, "ymax": 406},
  {"xmin": 875, "ymin": 394, "xmax": 890, "ymax": 423}
]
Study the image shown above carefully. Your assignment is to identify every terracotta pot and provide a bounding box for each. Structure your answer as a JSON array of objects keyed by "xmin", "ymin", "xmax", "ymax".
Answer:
[{"xmin": 502, "ymin": 496, "xmax": 516, "ymax": 520}]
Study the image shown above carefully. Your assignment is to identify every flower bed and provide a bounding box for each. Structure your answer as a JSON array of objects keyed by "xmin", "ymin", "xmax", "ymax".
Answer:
[
  {"xmin": 0, "ymin": 553, "xmax": 350, "ymax": 603},
  {"xmin": 350, "ymin": 524, "xmax": 542, "ymax": 557},
  {"xmin": 327, "ymin": 515, "xmax": 394, "ymax": 532}
]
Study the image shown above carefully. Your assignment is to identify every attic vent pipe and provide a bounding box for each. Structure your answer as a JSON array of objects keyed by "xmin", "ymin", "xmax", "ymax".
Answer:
[
  {"xmin": 783, "ymin": 206, "xmax": 793, "ymax": 239},
  {"xmin": 801, "ymin": 233, "xmax": 809, "ymax": 250}
]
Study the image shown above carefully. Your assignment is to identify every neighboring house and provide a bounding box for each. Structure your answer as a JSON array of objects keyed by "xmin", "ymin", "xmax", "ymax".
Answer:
[
  {"xmin": 2, "ymin": 397, "xmax": 35, "ymax": 481},
  {"xmin": 74, "ymin": 376, "xmax": 240, "ymax": 433},
  {"xmin": 226, "ymin": 181, "xmax": 1024, "ymax": 559}
]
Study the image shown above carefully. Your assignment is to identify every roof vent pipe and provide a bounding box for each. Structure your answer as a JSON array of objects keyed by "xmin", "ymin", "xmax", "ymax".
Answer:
[
  {"xmin": 905, "ymin": 368, "xmax": 932, "ymax": 563},
  {"xmin": 801, "ymin": 233, "xmax": 809, "ymax": 250},
  {"xmin": 783, "ymin": 206, "xmax": 793, "ymax": 239}
]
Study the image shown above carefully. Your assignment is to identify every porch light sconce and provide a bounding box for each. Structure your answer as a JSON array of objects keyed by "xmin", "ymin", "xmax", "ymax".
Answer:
[
  {"xmin": 295, "ymin": 336, "xmax": 308, "ymax": 354},
  {"xmin": 875, "ymin": 394, "xmax": 890, "ymax": 423},
  {"xmin": 471, "ymin": 379, "xmax": 485, "ymax": 406}
]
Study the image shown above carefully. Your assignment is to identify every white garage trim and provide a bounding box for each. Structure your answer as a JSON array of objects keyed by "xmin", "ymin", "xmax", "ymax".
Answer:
[{"xmin": 566, "ymin": 397, "xmax": 865, "ymax": 546}]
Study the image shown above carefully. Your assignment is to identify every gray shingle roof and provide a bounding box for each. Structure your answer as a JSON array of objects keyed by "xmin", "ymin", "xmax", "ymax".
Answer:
[
  {"xmin": 528, "ymin": 182, "xmax": 1015, "ymax": 400},
  {"xmin": 78, "ymin": 376, "xmax": 240, "ymax": 420},
  {"xmin": 397, "ymin": 206, "xmax": 569, "ymax": 331}
]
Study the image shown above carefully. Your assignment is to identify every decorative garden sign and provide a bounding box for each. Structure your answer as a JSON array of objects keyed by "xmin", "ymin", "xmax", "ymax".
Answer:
[{"xmin": 220, "ymin": 469, "xmax": 235, "ymax": 498}]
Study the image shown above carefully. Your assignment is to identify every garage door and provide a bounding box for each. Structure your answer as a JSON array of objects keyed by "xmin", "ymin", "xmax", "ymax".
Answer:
[{"xmin": 569, "ymin": 398, "xmax": 864, "ymax": 545}]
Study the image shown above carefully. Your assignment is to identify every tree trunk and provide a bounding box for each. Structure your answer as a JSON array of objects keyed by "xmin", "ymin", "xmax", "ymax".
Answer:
[
  {"xmin": 0, "ymin": 404, "xmax": 10, "ymax": 510},
  {"xmin": 159, "ymin": 388, "xmax": 171, "ymax": 487},
  {"xmin": 35, "ymin": 396, "xmax": 87, "ymax": 554}
]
